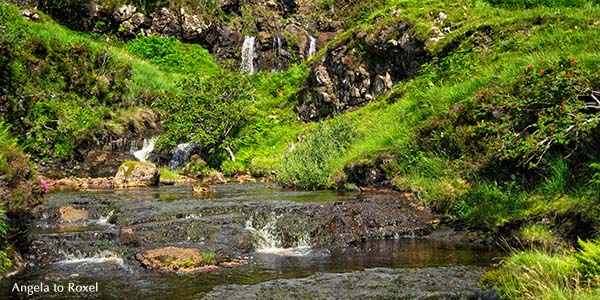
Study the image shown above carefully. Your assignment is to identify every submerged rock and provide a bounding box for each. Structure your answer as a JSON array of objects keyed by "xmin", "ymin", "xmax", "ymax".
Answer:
[
  {"xmin": 201, "ymin": 266, "xmax": 497, "ymax": 300},
  {"xmin": 192, "ymin": 183, "xmax": 214, "ymax": 194},
  {"xmin": 113, "ymin": 162, "xmax": 160, "ymax": 188}
]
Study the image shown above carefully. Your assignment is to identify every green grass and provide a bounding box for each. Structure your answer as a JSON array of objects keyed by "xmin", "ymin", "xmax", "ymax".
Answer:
[
  {"xmin": 484, "ymin": 240, "xmax": 600, "ymax": 300},
  {"xmin": 159, "ymin": 167, "xmax": 181, "ymax": 180}
]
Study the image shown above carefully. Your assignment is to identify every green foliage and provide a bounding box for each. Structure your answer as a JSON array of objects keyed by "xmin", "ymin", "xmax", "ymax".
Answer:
[
  {"xmin": 278, "ymin": 117, "xmax": 358, "ymax": 189},
  {"xmin": 453, "ymin": 181, "xmax": 527, "ymax": 230},
  {"xmin": 155, "ymin": 72, "xmax": 255, "ymax": 165},
  {"xmin": 485, "ymin": 0, "xmax": 600, "ymax": 9},
  {"xmin": 539, "ymin": 157, "xmax": 571, "ymax": 195},
  {"xmin": 0, "ymin": 248, "xmax": 13, "ymax": 273},
  {"xmin": 484, "ymin": 240, "xmax": 600, "ymax": 300},
  {"xmin": 518, "ymin": 224, "xmax": 558, "ymax": 249},
  {"xmin": 127, "ymin": 36, "xmax": 219, "ymax": 75},
  {"xmin": 589, "ymin": 163, "xmax": 600, "ymax": 189},
  {"xmin": 576, "ymin": 239, "xmax": 600, "ymax": 280},
  {"xmin": 184, "ymin": 158, "xmax": 211, "ymax": 178},
  {"xmin": 472, "ymin": 57, "xmax": 597, "ymax": 168},
  {"xmin": 159, "ymin": 167, "xmax": 180, "ymax": 180},
  {"xmin": 201, "ymin": 251, "xmax": 216, "ymax": 265},
  {"xmin": 482, "ymin": 250, "xmax": 593, "ymax": 300}
]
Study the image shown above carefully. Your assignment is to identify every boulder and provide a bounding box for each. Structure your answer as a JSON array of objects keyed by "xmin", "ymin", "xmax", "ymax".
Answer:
[
  {"xmin": 58, "ymin": 206, "xmax": 89, "ymax": 221},
  {"xmin": 135, "ymin": 246, "xmax": 217, "ymax": 273},
  {"xmin": 113, "ymin": 161, "xmax": 160, "ymax": 188},
  {"xmin": 202, "ymin": 172, "xmax": 227, "ymax": 184}
]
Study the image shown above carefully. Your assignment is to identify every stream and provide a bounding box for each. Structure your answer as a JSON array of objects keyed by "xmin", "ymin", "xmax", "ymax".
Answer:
[{"xmin": 1, "ymin": 184, "xmax": 501, "ymax": 299}]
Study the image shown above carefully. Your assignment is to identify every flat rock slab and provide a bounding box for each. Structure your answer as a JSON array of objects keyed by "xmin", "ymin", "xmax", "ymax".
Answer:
[
  {"xmin": 135, "ymin": 246, "xmax": 247, "ymax": 274},
  {"xmin": 201, "ymin": 266, "xmax": 498, "ymax": 300}
]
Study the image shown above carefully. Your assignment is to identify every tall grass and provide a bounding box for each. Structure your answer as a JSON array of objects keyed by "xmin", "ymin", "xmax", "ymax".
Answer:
[{"xmin": 484, "ymin": 240, "xmax": 600, "ymax": 300}]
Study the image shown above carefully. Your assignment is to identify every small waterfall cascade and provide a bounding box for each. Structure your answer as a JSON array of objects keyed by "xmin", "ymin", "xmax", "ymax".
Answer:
[
  {"xmin": 168, "ymin": 143, "xmax": 203, "ymax": 170},
  {"xmin": 308, "ymin": 35, "xmax": 317, "ymax": 57},
  {"xmin": 131, "ymin": 136, "xmax": 158, "ymax": 162},
  {"xmin": 57, "ymin": 249, "xmax": 126, "ymax": 267},
  {"xmin": 245, "ymin": 215, "xmax": 311, "ymax": 256},
  {"xmin": 241, "ymin": 35, "xmax": 256, "ymax": 74},
  {"xmin": 272, "ymin": 34, "xmax": 283, "ymax": 72}
]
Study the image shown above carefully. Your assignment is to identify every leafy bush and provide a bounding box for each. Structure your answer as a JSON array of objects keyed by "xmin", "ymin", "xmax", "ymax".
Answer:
[
  {"xmin": 473, "ymin": 57, "xmax": 598, "ymax": 168},
  {"xmin": 278, "ymin": 117, "xmax": 358, "ymax": 189},
  {"xmin": 421, "ymin": 57, "xmax": 599, "ymax": 181},
  {"xmin": 453, "ymin": 181, "xmax": 526, "ymax": 230},
  {"xmin": 127, "ymin": 36, "xmax": 219, "ymax": 75},
  {"xmin": 576, "ymin": 239, "xmax": 600, "ymax": 280},
  {"xmin": 155, "ymin": 72, "xmax": 255, "ymax": 166}
]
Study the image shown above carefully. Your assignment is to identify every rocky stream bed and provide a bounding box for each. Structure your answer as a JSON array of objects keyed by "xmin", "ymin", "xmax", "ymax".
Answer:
[{"xmin": 1, "ymin": 183, "xmax": 500, "ymax": 299}]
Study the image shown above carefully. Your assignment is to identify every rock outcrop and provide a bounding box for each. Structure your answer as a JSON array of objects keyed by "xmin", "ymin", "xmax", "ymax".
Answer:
[
  {"xmin": 19, "ymin": 1, "xmax": 335, "ymax": 73},
  {"xmin": 113, "ymin": 161, "xmax": 160, "ymax": 188},
  {"xmin": 296, "ymin": 21, "xmax": 430, "ymax": 120}
]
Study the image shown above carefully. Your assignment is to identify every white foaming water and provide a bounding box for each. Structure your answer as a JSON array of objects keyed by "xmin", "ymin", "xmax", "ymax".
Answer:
[
  {"xmin": 308, "ymin": 35, "xmax": 316, "ymax": 57},
  {"xmin": 132, "ymin": 136, "xmax": 158, "ymax": 162},
  {"xmin": 241, "ymin": 36, "xmax": 256, "ymax": 74},
  {"xmin": 57, "ymin": 250, "xmax": 125, "ymax": 266},
  {"xmin": 168, "ymin": 142, "xmax": 192, "ymax": 169},
  {"xmin": 245, "ymin": 217, "xmax": 312, "ymax": 256},
  {"xmin": 272, "ymin": 35, "xmax": 283, "ymax": 72},
  {"xmin": 96, "ymin": 210, "xmax": 114, "ymax": 225}
]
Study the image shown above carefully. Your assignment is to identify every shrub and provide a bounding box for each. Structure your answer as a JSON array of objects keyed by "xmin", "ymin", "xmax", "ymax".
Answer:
[
  {"xmin": 575, "ymin": 239, "xmax": 600, "ymax": 280},
  {"xmin": 277, "ymin": 117, "xmax": 358, "ymax": 189},
  {"xmin": 453, "ymin": 181, "xmax": 526, "ymax": 230},
  {"xmin": 155, "ymin": 72, "xmax": 255, "ymax": 166}
]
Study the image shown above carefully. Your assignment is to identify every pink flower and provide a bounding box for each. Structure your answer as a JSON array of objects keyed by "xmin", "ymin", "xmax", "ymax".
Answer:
[{"xmin": 36, "ymin": 175, "xmax": 50, "ymax": 194}]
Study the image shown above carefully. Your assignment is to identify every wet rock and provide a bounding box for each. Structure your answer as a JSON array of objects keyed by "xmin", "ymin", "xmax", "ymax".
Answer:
[
  {"xmin": 113, "ymin": 162, "xmax": 160, "ymax": 188},
  {"xmin": 119, "ymin": 227, "xmax": 139, "ymax": 246},
  {"xmin": 203, "ymin": 172, "xmax": 227, "ymax": 184},
  {"xmin": 202, "ymin": 266, "xmax": 496, "ymax": 300},
  {"xmin": 58, "ymin": 206, "xmax": 89, "ymax": 221},
  {"xmin": 135, "ymin": 246, "xmax": 246, "ymax": 273},
  {"xmin": 192, "ymin": 182, "xmax": 214, "ymax": 194},
  {"xmin": 232, "ymin": 174, "xmax": 257, "ymax": 183},
  {"xmin": 48, "ymin": 177, "xmax": 114, "ymax": 191}
]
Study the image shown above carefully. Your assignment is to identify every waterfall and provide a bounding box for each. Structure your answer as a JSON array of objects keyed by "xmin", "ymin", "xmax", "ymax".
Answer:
[
  {"xmin": 132, "ymin": 136, "xmax": 158, "ymax": 162},
  {"xmin": 308, "ymin": 35, "xmax": 316, "ymax": 57},
  {"xmin": 273, "ymin": 34, "xmax": 283, "ymax": 72},
  {"xmin": 276, "ymin": 35, "xmax": 282, "ymax": 55},
  {"xmin": 241, "ymin": 35, "xmax": 256, "ymax": 74},
  {"xmin": 245, "ymin": 216, "xmax": 311, "ymax": 256},
  {"xmin": 168, "ymin": 143, "xmax": 202, "ymax": 170}
]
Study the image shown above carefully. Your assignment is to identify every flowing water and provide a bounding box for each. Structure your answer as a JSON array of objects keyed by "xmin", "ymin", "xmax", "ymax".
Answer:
[
  {"xmin": 241, "ymin": 36, "xmax": 256, "ymax": 74},
  {"xmin": 131, "ymin": 137, "xmax": 158, "ymax": 162},
  {"xmin": 308, "ymin": 35, "xmax": 316, "ymax": 57},
  {"xmin": 1, "ymin": 184, "xmax": 501, "ymax": 299}
]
